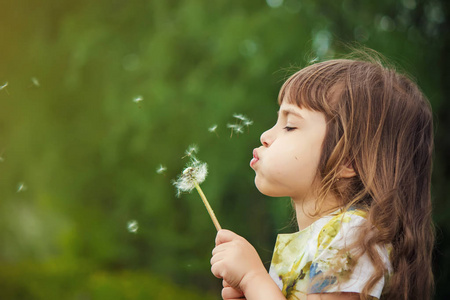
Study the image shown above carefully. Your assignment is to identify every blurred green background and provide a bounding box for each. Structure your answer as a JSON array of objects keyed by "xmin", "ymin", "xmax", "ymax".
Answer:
[{"xmin": 0, "ymin": 0, "xmax": 449, "ymax": 299}]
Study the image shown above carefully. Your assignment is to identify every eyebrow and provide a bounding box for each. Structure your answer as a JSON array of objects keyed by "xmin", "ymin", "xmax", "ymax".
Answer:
[{"xmin": 278, "ymin": 108, "xmax": 304, "ymax": 119}]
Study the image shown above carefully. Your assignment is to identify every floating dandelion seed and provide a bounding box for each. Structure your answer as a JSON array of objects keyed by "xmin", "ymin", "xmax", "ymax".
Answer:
[
  {"xmin": 17, "ymin": 182, "xmax": 27, "ymax": 192},
  {"xmin": 156, "ymin": 164, "xmax": 167, "ymax": 174},
  {"xmin": 31, "ymin": 77, "xmax": 40, "ymax": 87},
  {"xmin": 234, "ymin": 125, "xmax": 244, "ymax": 134},
  {"xmin": 243, "ymin": 119, "xmax": 253, "ymax": 127},
  {"xmin": 133, "ymin": 95, "xmax": 143, "ymax": 103},
  {"xmin": 1, "ymin": 82, "xmax": 9, "ymax": 95},
  {"xmin": 208, "ymin": 124, "xmax": 219, "ymax": 136},
  {"xmin": 208, "ymin": 124, "xmax": 217, "ymax": 133},
  {"xmin": 173, "ymin": 153, "xmax": 221, "ymax": 231},
  {"xmin": 127, "ymin": 220, "xmax": 139, "ymax": 233},
  {"xmin": 182, "ymin": 144, "xmax": 198, "ymax": 158},
  {"xmin": 233, "ymin": 113, "xmax": 248, "ymax": 121},
  {"xmin": 227, "ymin": 123, "xmax": 236, "ymax": 137},
  {"xmin": 243, "ymin": 119, "xmax": 253, "ymax": 133},
  {"xmin": 227, "ymin": 123, "xmax": 244, "ymax": 137},
  {"xmin": 228, "ymin": 113, "xmax": 253, "ymax": 136}
]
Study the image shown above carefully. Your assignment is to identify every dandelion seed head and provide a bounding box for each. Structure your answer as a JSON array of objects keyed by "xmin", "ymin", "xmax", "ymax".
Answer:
[
  {"xmin": 156, "ymin": 164, "xmax": 167, "ymax": 174},
  {"xmin": 127, "ymin": 220, "xmax": 139, "ymax": 233},
  {"xmin": 191, "ymin": 155, "xmax": 201, "ymax": 165},
  {"xmin": 173, "ymin": 158, "xmax": 208, "ymax": 196},
  {"xmin": 0, "ymin": 82, "xmax": 8, "ymax": 90}
]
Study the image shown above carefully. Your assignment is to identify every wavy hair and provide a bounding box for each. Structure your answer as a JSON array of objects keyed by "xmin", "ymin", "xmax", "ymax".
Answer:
[{"xmin": 278, "ymin": 53, "xmax": 434, "ymax": 300}]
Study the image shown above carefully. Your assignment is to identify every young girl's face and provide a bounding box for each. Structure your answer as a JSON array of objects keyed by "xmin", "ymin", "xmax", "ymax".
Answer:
[{"xmin": 250, "ymin": 102, "xmax": 327, "ymax": 201}]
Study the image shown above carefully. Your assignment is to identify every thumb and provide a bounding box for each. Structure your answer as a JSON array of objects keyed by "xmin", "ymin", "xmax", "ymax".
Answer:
[{"xmin": 215, "ymin": 229, "xmax": 240, "ymax": 246}]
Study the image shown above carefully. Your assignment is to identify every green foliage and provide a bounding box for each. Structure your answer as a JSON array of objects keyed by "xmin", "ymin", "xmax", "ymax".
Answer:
[
  {"xmin": 0, "ymin": 0, "xmax": 449, "ymax": 298},
  {"xmin": 0, "ymin": 260, "xmax": 218, "ymax": 300}
]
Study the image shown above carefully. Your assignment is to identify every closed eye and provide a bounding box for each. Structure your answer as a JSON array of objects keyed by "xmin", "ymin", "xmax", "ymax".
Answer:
[{"xmin": 284, "ymin": 126, "xmax": 296, "ymax": 132}]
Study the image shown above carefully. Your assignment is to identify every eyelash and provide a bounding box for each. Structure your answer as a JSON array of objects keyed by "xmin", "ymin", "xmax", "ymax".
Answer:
[{"xmin": 284, "ymin": 126, "xmax": 296, "ymax": 132}]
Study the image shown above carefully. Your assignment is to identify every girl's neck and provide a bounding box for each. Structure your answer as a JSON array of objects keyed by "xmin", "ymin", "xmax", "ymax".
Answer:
[{"xmin": 292, "ymin": 194, "xmax": 340, "ymax": 231}]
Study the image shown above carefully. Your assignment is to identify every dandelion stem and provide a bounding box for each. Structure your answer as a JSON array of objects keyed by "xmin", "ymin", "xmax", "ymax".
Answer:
[{"xmin": 193, "ymin": 181, "xmax": 221, "ymax": 231}]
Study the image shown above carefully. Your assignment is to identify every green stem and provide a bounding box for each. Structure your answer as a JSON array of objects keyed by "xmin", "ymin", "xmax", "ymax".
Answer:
[{"xmin": 193, "ymin": 181, "xmax": 222, "ymax": 231}]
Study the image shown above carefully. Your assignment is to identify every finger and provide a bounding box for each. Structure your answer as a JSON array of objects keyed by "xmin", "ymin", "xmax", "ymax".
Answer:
[
  {"xmin": 222, "ymin": 280, "xmax": 243, "ymax": 292},
  {"xmin": 222, "ymin": 287, "xmax": 245, "ymax": 299},
  {"xmin": 210, "ymin": 261, "xmax": 224, "ymax": 279},
  {"xmin": 223, "ymin": 280, "xmax": 231, "ymax": 287},
  {"xmin": 215, "ymin": 229, "xmax": 240, "ymax": 246},
  {"xmin": 210, "ymin": 251, "xmax": 223, "ymax": 266},
  {"xmin": 212, "ymin": 242, "xmax": 229, "ymax": 256}
]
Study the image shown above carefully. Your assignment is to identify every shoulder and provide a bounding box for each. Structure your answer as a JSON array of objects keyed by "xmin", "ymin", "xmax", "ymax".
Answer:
[
  {"xmin": 317, "ymin": 208, "xmax": 367, "ymax": 250},
  {"xmin": 310, "ymin": 208, "xmax": 391, "ymax": 298}
]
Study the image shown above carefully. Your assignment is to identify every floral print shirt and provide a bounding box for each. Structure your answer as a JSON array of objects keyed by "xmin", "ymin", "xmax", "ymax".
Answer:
[{"xmin": 269, "ymin": 209, "xmax": 391, "ymax": 300}]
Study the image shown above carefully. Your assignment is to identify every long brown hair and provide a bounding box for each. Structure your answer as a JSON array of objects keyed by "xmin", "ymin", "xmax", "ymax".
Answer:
[{"xmin": 278, "ymin": 53, "xmax": 434, "ymax": 300}]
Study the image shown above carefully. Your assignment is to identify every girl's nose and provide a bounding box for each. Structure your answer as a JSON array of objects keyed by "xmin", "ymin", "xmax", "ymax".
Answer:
[{"xmin": 260, "ymin": 127, "xmax": 274, "ymax": 147}]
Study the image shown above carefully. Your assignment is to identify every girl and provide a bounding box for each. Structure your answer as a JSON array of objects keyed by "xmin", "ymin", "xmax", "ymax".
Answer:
[{"xmin": 210, "ymin": 54, "xmax": 434, "ymax": 300}]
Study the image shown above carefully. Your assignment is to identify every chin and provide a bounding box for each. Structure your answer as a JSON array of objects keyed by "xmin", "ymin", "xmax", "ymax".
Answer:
[{"xmin": 254, "ymin": 178, "xmax": 285, "ymax": 197}]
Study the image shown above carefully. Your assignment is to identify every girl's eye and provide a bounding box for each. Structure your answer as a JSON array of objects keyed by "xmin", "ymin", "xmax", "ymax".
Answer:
[{"xmin": 284, "ymin": 126, "xmax": 296, "ymax": 132}]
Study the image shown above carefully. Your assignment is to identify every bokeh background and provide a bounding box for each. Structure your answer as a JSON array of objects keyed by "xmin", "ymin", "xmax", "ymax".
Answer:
[{"xmin": 0, "ymin": 0, "xmax": 449, "ymax": 299}]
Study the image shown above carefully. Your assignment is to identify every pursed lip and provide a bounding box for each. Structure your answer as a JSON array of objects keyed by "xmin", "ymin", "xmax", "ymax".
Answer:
[{"xmin": 250, "ymin": 149, "xmax": 259, "ymax": 168}]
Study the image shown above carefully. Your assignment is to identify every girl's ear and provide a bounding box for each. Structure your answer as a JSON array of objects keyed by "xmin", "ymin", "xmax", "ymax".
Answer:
[{"xmin": 339, "ymin": 162, "xmax": 357, "ymax": 179}]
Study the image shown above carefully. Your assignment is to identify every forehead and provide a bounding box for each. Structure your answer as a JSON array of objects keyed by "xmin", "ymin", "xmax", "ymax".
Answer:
[
  {"xmin": 278, "ymin": 103, "xmax": 304, "ymax": 117},
  {"xmin": 279, "ymin": 102, "xmax": 326, "ymax": 124}
]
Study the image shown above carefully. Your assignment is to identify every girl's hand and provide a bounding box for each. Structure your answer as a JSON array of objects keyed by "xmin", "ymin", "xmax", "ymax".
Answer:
[
  {"xmin": 210, "ymin": 229, "xmax": 267, "ymax": 294},
  {"xmin": 222, "ymin": 280, "xmax": 245, "ymax": 299}
]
